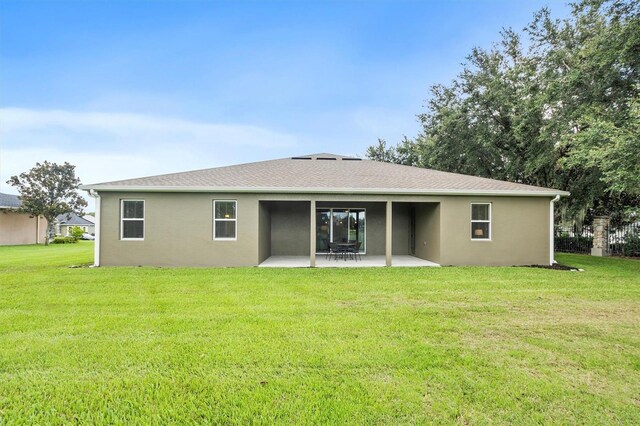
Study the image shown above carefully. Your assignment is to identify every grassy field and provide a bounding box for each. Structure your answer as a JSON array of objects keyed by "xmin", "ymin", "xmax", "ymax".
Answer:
[{"xmin": 1, "ymin": 242, "xmax": 639, "ymax": 424}]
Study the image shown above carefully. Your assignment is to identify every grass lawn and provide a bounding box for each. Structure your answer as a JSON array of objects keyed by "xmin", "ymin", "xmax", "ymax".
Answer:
[{"xmin": 1, "ymin": 242, "xmax": 639, "ymax": 424}]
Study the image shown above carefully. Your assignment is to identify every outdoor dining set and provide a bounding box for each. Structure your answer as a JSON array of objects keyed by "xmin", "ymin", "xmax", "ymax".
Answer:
[{"xmin": 326, "ymin": 241, "xmax": 363, "ymax": 261}]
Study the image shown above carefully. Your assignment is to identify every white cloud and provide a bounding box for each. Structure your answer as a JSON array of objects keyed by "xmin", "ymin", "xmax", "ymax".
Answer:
[
  {"xmin": 0, "ymin": 108, "xmax": 305, "ymax": 209},
  {"xmin": 0, "ymin": 108, "xmax": 297, "ymax": 150}
]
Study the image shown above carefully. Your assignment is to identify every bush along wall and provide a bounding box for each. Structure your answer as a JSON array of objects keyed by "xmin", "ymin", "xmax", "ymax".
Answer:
[{"xmin": 51, "ymin": 236, "xmax": 78, "ymax": 244}]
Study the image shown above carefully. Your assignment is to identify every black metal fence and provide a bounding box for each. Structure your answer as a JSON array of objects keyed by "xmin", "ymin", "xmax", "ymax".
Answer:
[
  {"xmin": 555, "ymin": 224, "xmax": 593, "ymax": 254},
  {"xmin": 610, "ymin": 223, "xmax": 640, "ymax": 257},
  {"xmin": 555, "ymin": 222, "xmax": 640, "ymax": 257}
]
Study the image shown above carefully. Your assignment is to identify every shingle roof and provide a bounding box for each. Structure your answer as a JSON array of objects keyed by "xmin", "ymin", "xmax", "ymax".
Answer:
[
  {"xmin": 0, "ymin": 192, "xmax": 21, "ymax": 209},
  {"xmin": 82, "ymin": 153, "xmax": 569, "ymax": 196},
  {"xmin": 55, "ymin": 213, "xmax": 94, "ymax": 226}
]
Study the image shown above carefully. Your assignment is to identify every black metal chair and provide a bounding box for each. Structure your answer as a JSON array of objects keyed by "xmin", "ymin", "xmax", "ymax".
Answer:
[
  {"xmin": 327, "ymin": 242, "xmax": 338, "ymax": 261},
  {"xmin": 347, "ymin": 241, "xmax": 362, "ymax": 261}
]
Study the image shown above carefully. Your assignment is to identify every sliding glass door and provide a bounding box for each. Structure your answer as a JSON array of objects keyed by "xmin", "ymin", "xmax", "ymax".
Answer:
[{"xmin": 316, "ymin": 208, "xmax": 366, "ymax": 253}]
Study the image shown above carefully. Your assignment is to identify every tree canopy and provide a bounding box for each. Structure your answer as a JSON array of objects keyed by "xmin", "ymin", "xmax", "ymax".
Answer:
[
  {"xmin": 7, "ymin": 161, "xmax": 87, "ymax": 244},
  {"xmin": 367, "ymin": 0, "xmax": 639, "ymax": 225}
]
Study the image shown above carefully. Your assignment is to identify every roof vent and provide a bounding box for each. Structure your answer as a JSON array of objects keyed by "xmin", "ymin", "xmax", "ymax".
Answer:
[
  {"xmin": 342, "ymin": 157, "xmax": 362, "ymax": 161},
  {"xmin": 291, "ymin": 156, "xmax": 312, "ymax": 160},
  {"xmin": 316, "ymin": 157, "xmax": 337, "ymax": 160}
]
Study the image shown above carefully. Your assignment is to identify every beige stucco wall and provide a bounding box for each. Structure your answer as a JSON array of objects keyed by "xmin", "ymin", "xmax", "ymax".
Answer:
[
  {"xmin": 97, "ymin": 192, "xmax": 552, "ymax": 267},
  {"xmin": 269, "ymin": 201, "xmax": 310, "ymax": 256},
  {"xmin": 415, "ymin": 203, "xmax": 440, "ymax": 264},
  {"xmin": 0, "ymin": 210, "xmax": 47, "ymax": 246},
  {"xmin": 258, "ymin": 202, "xmax": 271, "ymax": 263},
  {"xmin": 99, "ymin": 192, "xmax": 260, "ymax": 267},
  {"xmin": 392, "ymin": 203, "xmax": 411, "ymax": 255},
  {"xmin": 439, "ymin": 196, "xmax": 550, "ymax": 266}
]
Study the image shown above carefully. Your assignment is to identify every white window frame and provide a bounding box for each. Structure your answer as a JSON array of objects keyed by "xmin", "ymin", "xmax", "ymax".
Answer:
[
  {"xmin": 120, "ymin": 199, "xmax": 145, "ymax": 241},
  {"xmin": 470, "ymin": 203, "xmax": 491, "ymax": 241},
  {"xmin": 213, "ymin": 200, "xmax": 237, "ymax": 241}
]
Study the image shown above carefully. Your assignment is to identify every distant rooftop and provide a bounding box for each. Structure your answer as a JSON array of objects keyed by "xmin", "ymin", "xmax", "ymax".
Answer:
[
  {"xmin": 0, "ymin": 192, "xmax": 21, "ymax": 209},
  {"xmin": 55, "ymin": 213, "xmax": 95, "ymax": 226},
  {"xmin": 82, "ymin": 153, "xmax": 569, "ymax": 196}
]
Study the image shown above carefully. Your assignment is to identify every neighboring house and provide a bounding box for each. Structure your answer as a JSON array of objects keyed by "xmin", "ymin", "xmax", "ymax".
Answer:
[
  {"xmin": 55, "ymin": 213, "xmax": 96, "ymax": 236},
  {"xmin": 81, "ymin": 153, "xmax": 569, "ymax": 267},
  {"xmin": 0, "ymin": 192, "xmax": 47, "ymax": 246}
]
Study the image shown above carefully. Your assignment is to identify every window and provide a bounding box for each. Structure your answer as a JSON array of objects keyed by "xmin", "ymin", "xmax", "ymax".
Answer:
[
  {"xmin": 214, "ymin": 200, "xmax": 237, "ymax": 240},
  {"xmin": 121, "ymin": 200, "xmax": 144, "ymax": 240},
  {"xmin": 315, "ymin": 208, "xmax": 366, "ymax": 253},
  {"xmin": 471, "ymin": 203, "xmax": 491, "ymax": 240}
]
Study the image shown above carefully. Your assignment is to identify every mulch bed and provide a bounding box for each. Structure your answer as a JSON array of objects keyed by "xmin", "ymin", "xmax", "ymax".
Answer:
[{"xmin": 523, "ymin": 263, "xmax": 583, "ymax": 271}]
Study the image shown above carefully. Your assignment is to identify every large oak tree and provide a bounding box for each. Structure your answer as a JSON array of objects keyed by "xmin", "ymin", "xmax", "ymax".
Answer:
[{"xmin": 368, "ymin": 0, "xmax": 639, "ymax": 225}]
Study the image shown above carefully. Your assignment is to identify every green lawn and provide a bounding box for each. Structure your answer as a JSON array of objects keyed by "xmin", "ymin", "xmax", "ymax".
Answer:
[{"xmin": 1, "ymin": 243, "xmax": 639, "ymax": 424}]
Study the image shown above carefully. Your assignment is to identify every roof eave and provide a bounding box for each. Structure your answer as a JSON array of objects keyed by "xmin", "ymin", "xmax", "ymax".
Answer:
[{"xmin": 80, "ymin": 185, "xmax": 570, "ymax": 197}]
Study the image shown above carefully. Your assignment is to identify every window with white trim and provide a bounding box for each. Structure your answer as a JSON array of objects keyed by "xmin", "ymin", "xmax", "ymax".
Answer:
[
  {"xmin": 471, "ymin": 203, "xmax": 491, "ymax": 240},
  {"xmin": 121, "ymin": 200, "xmax": 144, "ymax": 240},
  {"xmin": 213, "ymin": 200, "xmax": 237, "ymax": 240}
]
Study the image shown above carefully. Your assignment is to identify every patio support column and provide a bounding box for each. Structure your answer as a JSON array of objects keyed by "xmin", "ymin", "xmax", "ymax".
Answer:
[
  {"xmin": 310, "ymin": 200, "xmax": 316, "ymax": 267},
  {"xmin": 385, "ymin": 201, "xmax": 392, "ymax": 266}
]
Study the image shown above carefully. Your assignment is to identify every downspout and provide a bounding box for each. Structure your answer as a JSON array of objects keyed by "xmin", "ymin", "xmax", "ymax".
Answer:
[
  {"xmin": 549, "ymin": 195, "xmax": 561, "ymax": 265},
  {"xmin": 88, "ymin": 190, "xmax": 101, "ymax": 267}
]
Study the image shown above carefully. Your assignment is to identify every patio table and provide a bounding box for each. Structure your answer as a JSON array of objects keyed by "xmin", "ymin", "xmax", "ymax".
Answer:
[{"xmin": 334, "ymin": 242, "xmax": 357, "ymax": 261}]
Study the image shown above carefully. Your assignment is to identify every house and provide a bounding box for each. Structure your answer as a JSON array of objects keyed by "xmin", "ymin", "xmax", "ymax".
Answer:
[
  {"xmin": 0, "ymin": 192, "xmax": 47, "ymax": 246},
  {"xmin": 55, "ymin": 213, "xmax": 95, "ymax": 236},
  {"xmin": 81, "ymin": 153, "xmax": 569, "ymax": 267}
]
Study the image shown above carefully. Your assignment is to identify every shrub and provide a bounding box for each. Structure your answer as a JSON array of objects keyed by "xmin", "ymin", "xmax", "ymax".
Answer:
[
  {"xmin": 616, "ymin": 230, "xmax": 640, "ymax": 257},
  {"xmin": 69, "ymin": 226, "xmax": 85, "ymax": 240},
  {"xmin": 51, "ymin": 236, "xmax": 78, "ymax": 244},
  {"xmin": 555, "ymin": 235, "xmax": 593, "ymax": 254}
]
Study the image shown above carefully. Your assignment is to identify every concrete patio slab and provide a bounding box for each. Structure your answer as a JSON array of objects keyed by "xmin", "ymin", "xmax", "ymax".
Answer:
[{"xmin": 258, "ymin": 255, "xmax": 439, "ymax": 268}]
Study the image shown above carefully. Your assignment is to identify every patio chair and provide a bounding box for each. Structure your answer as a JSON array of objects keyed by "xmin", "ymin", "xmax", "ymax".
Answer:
[
  {"xmin": 327, "ymin": 242, "xmax": 339, "ymax": 261},
  {"xmin": 348, "ymin": 241, "xmax": 362, "ymax": 261},
  {"xmin": 334, "ymin": 242, "xmax": 349, "ymax": 261}
]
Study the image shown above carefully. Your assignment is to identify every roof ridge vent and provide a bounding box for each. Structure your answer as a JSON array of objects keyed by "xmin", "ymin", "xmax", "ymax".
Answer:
[
  {"xmin": 291, "ymin": 156, "xmax": 312, "ymax": 160},
  {"xmin": 341, "ymin": 157, "xmax": 362, "ymax": 161},
  {"xmin": 316, "ymin": 157, "xmax": 337, "ymax": 160}
]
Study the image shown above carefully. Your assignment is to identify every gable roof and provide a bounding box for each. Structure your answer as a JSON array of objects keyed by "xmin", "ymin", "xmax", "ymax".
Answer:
[
  {"xmin": 81, "ymin": 153, "xmax": 569, "ymax": 197},
  {"xmin": 55, "ymin": 213, "xmax": 95, "ymax": 226},
  {"xmin": 0, "ymin": 192, "xmax": 21, "ymax": 209}
]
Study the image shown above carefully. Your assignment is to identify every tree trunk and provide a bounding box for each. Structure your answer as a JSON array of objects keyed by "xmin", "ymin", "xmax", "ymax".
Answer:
[{"xmin": 45, "ymin": 220, "xmax": 55, "ymax": 246}]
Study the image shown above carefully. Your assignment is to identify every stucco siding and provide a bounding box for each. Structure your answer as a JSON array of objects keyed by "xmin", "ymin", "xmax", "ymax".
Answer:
[
  {"xmin": 439, "ymin": 196, "xmax": 550, "ymax": 266},
  {"xmin": 392, "ymin": 203, "xmax": 410, "ymax": 255},
  {"xmin": 99, "ymin": 192, "xmax": 259, "ymax": 267},
  {"xmin": 415, "ymin": 203, "xmax": 440, "ymax": 263},
  {"xmin": 97, "ymin": 192, "xmax": 552, "ymax": 267},
  {"xmin": 0, "ymin": 210, "xmax": 47, "ymax": 246},
  {"xmin": 269, "ymin": 201, "xmax": 310, "ymax": 256},
  {"xmin": 258, "ymin": 201, "xmax": 271, "ymax": 263}
]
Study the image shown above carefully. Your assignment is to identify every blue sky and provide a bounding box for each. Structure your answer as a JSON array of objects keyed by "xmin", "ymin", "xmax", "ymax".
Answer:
[{"xmin": 0, "ymin": 0, "xmax": 570, "ymax": 204}]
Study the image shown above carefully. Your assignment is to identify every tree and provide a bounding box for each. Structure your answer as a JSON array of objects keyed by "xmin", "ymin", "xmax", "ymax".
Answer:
[
  {"xmin": 7, "ymin": 161, "xmax": 88, "ymax": 245},
  {"xmin": 367, "ymin": 0, "xmax": 639, "ymax": 225}
]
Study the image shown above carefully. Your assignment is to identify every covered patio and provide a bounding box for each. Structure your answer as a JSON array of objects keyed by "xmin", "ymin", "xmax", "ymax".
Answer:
[
  {"xmin": 259, "ymin": 255, "xmax": 440, "ymax": 268},
  {"xmin": 258, "ymin": 199, "xmax": 441, "ymax": 268}
]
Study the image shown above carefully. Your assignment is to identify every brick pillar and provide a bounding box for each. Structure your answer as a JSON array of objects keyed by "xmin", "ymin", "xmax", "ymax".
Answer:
[{"xmin": 591, "ymin": 216, "xmax": 610, "ymax": 257}]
